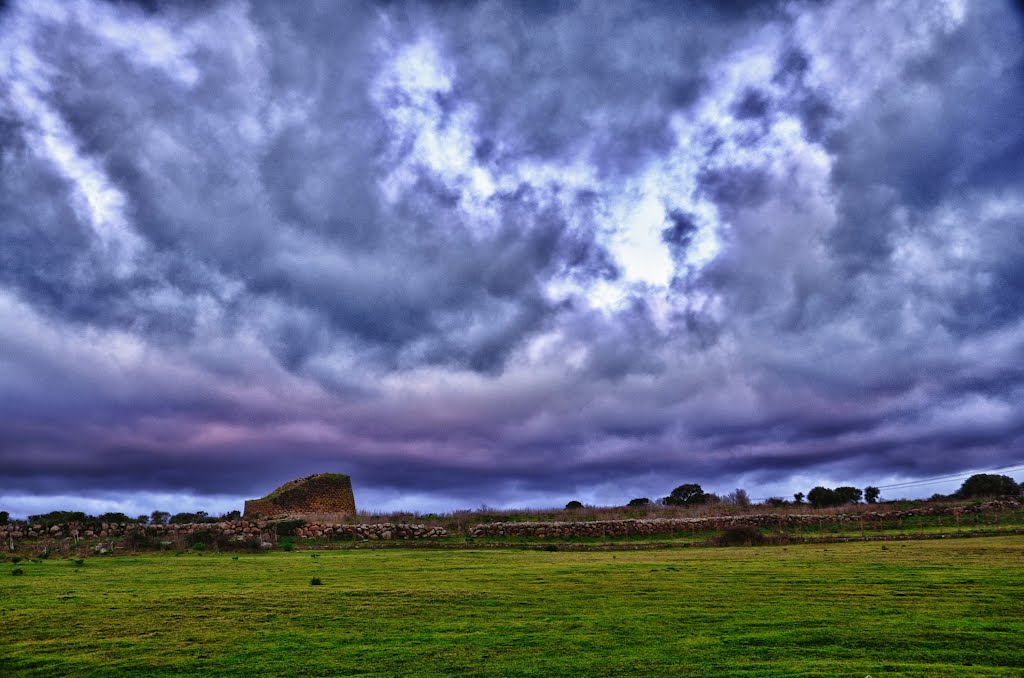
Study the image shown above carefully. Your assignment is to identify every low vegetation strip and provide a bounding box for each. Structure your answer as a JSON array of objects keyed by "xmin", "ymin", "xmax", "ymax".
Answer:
[{"xmin": 2, "ymin": 537, "xmax": 1023, "ymax": 676}]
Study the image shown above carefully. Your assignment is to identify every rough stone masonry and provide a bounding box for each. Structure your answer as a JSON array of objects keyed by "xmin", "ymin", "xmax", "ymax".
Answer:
[{"xmin": 243, "ymin": 473, "xmax": 356, "ymax": 518}]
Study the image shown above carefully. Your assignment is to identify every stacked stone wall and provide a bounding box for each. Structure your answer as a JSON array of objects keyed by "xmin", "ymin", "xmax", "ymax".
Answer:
[
  {"xmin": 0, "ymin": 519, "xmax": 446, "ymax": 554},
  {"xmin": 467, "ymin": 500, "xmax": 1022, "ymax": 538}
]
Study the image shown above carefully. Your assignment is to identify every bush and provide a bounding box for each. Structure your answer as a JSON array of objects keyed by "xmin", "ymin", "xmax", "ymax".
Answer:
[
  {"xmin": 565, "ymin": 501, "xmax": 584, "ymax": 510},
  {"xmin": 12, "ymin": 568, "xmax": 24, "ymax": 576},
  {"xmin": 714, "ymin": 525, "xmax": 766, "ymax": 547},
  {"xmin": 310, "ymin": 577, "xmax": 322, "ymax": 586},
  {"xmin": 0, "ymin": 511, "xmax": 8, "ymax": 525},
  {"xmin": 280, "ymin": 537, "xmax": 294, "ymax": 552},
  {"xmin": 627, "ymin": 497, "xmax": 651, "ymax": 507},
  {"xmin": 274, "ymin": 520, "xmax": 307, "ymax": 537},
  {"xmin": 192, "ymin": 543, "xmax": 205, "ymax": 551},
  {"xmin": 723, "ymin": 488, "xmax": 751, "ymax": 508}
]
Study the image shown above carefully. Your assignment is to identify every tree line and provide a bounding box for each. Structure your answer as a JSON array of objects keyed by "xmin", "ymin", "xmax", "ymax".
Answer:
[
  {"xmin": 566, "ymin": 473, "xmax": 1022, "ymax": 511},
  {"xmin": 0, "ymin": 509, "xmax": 243, "ymax": 527}
]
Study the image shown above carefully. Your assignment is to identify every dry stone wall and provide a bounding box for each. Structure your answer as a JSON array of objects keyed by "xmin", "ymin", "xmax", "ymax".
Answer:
[
  {"xmin": 467, "ymin": 500, "xmax": 1022, "ymax": 539},
  {"xmin": 0, "ymin": 519, "xmax": 446, "ymax": 554}
]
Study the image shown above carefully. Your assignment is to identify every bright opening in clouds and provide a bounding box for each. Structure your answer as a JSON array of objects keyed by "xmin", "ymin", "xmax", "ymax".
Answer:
[{"xmin": 1, "ymin": 0, "xmax": 1023, "ymax": 518}]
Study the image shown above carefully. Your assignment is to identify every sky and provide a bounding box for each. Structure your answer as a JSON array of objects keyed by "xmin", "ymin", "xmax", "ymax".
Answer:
[{"xmin": 2, "ymin": 0, "xmax": 1023, "ymax": 519}]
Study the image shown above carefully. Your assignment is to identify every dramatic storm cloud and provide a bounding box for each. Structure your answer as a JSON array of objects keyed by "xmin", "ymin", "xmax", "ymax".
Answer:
[{"xmin": 2, "ymin": 0, "xmax": 1023, "ymax": 516}]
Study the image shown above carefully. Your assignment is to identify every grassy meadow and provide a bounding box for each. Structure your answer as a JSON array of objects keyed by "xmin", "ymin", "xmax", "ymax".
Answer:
[{"xmin": 3, "ymin": 536, "xmax": 1023, "ymax": 676}]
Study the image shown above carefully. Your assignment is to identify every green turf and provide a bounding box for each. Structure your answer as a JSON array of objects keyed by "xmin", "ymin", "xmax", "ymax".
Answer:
[{"xmin": 2, "ymin": 537, "xmax": 1023, "ymax": 676}]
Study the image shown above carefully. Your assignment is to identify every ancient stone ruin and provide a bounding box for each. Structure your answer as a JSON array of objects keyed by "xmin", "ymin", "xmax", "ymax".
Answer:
[{"xmin": 243, "ymin": 473, "xmax": 356, "ymax": 518}]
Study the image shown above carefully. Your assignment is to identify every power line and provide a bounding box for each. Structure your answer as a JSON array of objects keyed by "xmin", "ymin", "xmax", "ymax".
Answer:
[
  {"xmin": 750, "ymin": 462, "xmax": 1024, "ymax": 501},
  {"xmin": 875, "ymin": 463, "xmax": 1024, "ymax": 491}
]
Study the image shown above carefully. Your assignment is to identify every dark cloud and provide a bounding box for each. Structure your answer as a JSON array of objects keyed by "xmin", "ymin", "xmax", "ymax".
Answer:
[{"xmin": 1, "ymin": 0, "xmax": 1023, "ymax": 515}]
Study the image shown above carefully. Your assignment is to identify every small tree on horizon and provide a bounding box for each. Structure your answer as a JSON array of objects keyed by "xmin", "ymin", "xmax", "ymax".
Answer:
[
  {"xmin": 864, "ymin": 486, "xmax": 881, "ymax": 504},
  {"xmin": 150, "ymin": 510, "xmax": 170, "ymax": 525},
  {"xmin": 627, "ymin": 497, "xmax": 650, "ymax": 507},
  {"xmin": 723, "ymin": 488, "xmax": 751, "ymax": 508},
  {"xmin": 954, "ymin": 474, "xmax": 1022, "ymax": 499},
  {"xmin": 793, "ymin": 492, "xmax": 805, "ymax": 505},
  {"xmin": 565, "ymin": 500, "xmax": 584, "ymax": 510},
  {"xmin": 663, "ymin": 483, "xmax": 710, "ymax": 506},
  {"xmin": 807, "ymin": 486, "xmax": 839, "ymax": 508},
  {"xmin": 834, "ymin": 487, "xmax": 863, "ymax": 505}
]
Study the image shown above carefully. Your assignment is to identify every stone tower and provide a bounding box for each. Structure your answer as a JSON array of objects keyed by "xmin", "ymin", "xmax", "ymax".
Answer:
[{"xmin": 243, "ymin": 473, "xmax": 356, "ymax": 518}]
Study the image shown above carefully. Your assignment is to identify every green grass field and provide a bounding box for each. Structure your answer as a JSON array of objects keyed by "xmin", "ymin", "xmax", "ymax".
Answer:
[{"xmin": 3, "ymin": 536, "xmax": 1023, "ymax": 676}]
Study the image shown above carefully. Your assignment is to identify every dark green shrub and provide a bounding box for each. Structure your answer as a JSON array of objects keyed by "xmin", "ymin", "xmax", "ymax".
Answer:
[
  {"xmin": 310, "ymin": 577, "xmax": 322, "ymax": 586},
  {"xmin": 715, "ymin": 525, "xmax": 766, "ymax": 547},
  {"xmin": 280, "ymin": 537, "xmax": 294, "ymax": 552},
  {"xmin": 274, "ymin": 520, "xmax": 307, "ymax": 537},
  {"xmin": 11, "ymin": 556, "xmax": 22, "ymax": 564},
  {"xmin": 627, "ymin": 497, "xmax": 650, "ymax": 507},
  {"xmin": 12, "ymin": 568, "xmax": 24, "ymax": 576},
  {"xmin": 541, "ymin": 544, "xmax": 559, "ymax": 552},
  {"xmin": 192, "ymin": 543, "xmax": 205, "ymax": 551},
  {"xmin": 565, "ymin": 500, "xmax": 584, "ymax": 510},
  {"xmin": 71, "ymin": 559, "xmax": 84, "ymax": 566},
  {"xmin": 124, "ymin": 528, "xmax": 164, "ymax": 550}
]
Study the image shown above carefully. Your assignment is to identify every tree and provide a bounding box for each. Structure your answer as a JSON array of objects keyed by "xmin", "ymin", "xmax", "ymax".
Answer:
[
  {"xmin": 763, "ymin": 497, "xmax": 788, "ymax": 508},
  {"xmin": 220, "ymin": 509, "xmax": 242, "ymax": 521},
  {"xmin": 627, "ymin": 498, "xmax": 650, "ymax": 507},
  {"xmin": 864, "ymin": 486, "xmax": 881, "ymax": 504},
  {"xmin": 955, "ymin": 474, "xmax": 1022, "ymax": 499},
  {"xmin": 723, "ymin": 488, "xmax": 751, "ymax": 508},
  {"xmin": 0, "ymin": 511, "xmax": 8, "ymax": 525},
  {"xmin": 807, "ymin": 486, "xmax": 838, "ymax": 508},
  {"xmin": 136, "ymin": 514, "xmax": 150, "ymax": 524},
  {"xmin": 663, "ymin": 483, "xmax": 709, "ymax": 506},
  {"xmin": 793, "ymin": 492, "xmax": 805, "ymax": 505},
  {"xmin": 565, "ymin": 500, "xmax": 584, "ymax": 510},
  {"xmin": 98, "ymin": 512, "xmax": 133, "ymax": 524},
  {"xmin": 150, "ymin": 510, "xmax": 170, "ymax": 525},
  {"xmin": 834, "ymin": 487, "xmax": 863, "ymax": 505}
]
